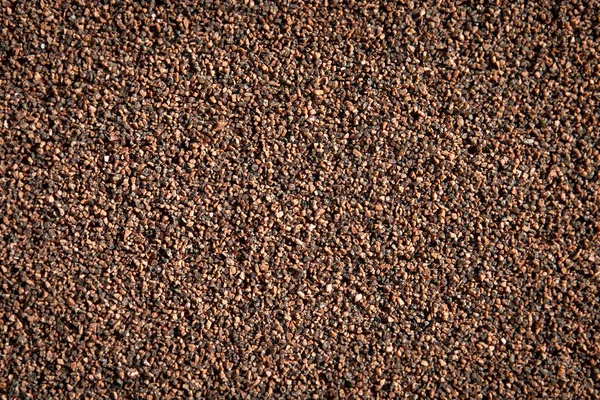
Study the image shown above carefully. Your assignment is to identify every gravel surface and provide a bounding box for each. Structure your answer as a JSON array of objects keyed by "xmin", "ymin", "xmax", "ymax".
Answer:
[{"xmin": 1, "ymin": 0, "xmax": 599, "ymax": 398}]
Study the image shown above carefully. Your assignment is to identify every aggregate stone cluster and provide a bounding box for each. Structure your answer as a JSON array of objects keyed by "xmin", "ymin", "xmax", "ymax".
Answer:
[{"xmin": 1, "ymin": 0, "xmax": 599, "ymax": 398}]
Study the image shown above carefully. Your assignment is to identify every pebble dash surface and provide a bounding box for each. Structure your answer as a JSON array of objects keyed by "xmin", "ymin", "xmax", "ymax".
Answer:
[{"xmin": 1, "ymin": 0, "xmax": 599, "ymax": 398}]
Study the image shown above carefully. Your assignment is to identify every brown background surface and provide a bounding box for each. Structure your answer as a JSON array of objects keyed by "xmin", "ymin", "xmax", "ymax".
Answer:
[{"xmin": 1, "ymin": 0, "xmax": 599, "ymax": 398}]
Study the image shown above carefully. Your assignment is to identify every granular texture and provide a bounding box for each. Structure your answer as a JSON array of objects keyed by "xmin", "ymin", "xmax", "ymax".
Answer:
[{"xmin": 1, "ymin": 0, "xmax": 599, "ymax": 398}]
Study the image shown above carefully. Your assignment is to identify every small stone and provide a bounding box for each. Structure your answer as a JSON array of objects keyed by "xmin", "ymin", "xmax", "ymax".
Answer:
[{"xmin": 213, "ymin": 121, "xmax": 227, "ymax": 132}]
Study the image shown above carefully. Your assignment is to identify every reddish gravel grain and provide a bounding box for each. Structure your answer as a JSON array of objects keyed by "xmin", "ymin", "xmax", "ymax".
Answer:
[{"xmin": 1, "ymin": 0, "xmax": 599, "ymax": 398}]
